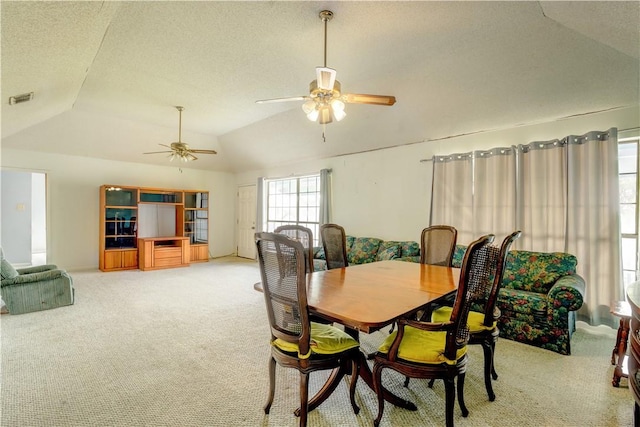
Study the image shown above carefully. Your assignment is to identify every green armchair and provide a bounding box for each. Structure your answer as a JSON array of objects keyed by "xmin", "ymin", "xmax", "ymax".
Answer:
[{"xmin": 1, "ymin": 253, "xmax": 74, "ymax": 315}]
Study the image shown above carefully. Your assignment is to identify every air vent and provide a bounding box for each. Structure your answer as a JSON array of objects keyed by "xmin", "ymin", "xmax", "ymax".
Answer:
[{"xmin": 8, "ymin": 92, "xmax": 34, "ymax": 105}]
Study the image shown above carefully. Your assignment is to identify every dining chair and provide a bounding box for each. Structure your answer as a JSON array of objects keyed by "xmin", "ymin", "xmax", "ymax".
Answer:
[
  {"xmin": 372, "ymin": 233, "xmax": 497, "ymax": 427},
  {"xmin": 388, "ymin": 225, "xmax": 458, "ymax": 335},
  {"xmin": 255, "ymin": 232, "xmax": 361, "ymax": 427},
  {"xmin": 429, "ymin": 230, "xmax": 521, "ymax": 401},
  {"xmin": 274, "ymin": 225, "xmax": 332, "ymax": 325},
  {"xmin": 274, "ymin": 224, "xmax": 315, "ymax": 273},
  {"xmin": 320, "ymin": 223, "xmax": 349, "ymax": 269},
  {"xmin": 420, "ymin": 225, "xmax": 458, "ymax": 266}
]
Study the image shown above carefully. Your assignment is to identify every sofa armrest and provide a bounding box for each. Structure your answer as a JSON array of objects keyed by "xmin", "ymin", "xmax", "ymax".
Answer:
[
  {"xmin": 16, "ymin": 264, "xmax": 58, "ymax": 275},
  {"xmin": 1, "ymin": 269, "xmax": 66, "ymax": 287},
  {"xmin": 547, "ymin": 274, "xmax": 585, "ymax": 313}
]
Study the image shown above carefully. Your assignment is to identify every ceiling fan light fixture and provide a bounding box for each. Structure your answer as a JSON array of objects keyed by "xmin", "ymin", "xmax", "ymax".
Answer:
[
  {"xmin": 316, "ymin": 67, "xmax": 336, "ymax": 91},
  {"xmin": 331, "ymin": 100, "xmax": 346, "ymax": 122},
  {"xmin": 318, "ymin": 107, "xmax": 332, "ymax": 125},
  {"xmin": 302, "ymin": 99, "xmax": 316, "ymax": 115},
  {"xmin": 306, "ymin": 109, "xmax": 320, "ymax": 122}
]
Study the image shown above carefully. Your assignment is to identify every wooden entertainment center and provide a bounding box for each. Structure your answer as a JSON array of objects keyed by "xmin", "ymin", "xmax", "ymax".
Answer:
[{"xmin": 99, "ymin": 185, "xmax": 209, "ymax": 272}]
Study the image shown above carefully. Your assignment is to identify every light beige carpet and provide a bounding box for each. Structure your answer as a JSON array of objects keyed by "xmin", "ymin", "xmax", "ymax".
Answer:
[{"xmin": 0, "ymin": 257, "xmax": 634, "ymax": 426}]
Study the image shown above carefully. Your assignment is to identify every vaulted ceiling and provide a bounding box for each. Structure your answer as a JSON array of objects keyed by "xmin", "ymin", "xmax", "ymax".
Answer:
[{"xmin": 2, "ymin": 1, "xmax": 638, "ymax": 172}]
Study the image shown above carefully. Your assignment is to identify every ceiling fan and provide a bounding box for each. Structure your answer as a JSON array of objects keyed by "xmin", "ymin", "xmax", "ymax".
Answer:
[
  {"xmin": 256, "ymin": 10, "xmax": 396, "ymax": 125},
  {"xmin": 144, "ymin": 106, "xmax": 217, "ymax": 162}
]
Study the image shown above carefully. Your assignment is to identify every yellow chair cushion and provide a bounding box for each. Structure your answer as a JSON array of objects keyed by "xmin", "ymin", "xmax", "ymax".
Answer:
[
  {"xmin": 272, "ymin": 322, "xmax": 360, "ymax": 358},
  {"xmin": 378, "ymin": 327, "xmax": 467, "ymax": 365},
  {"xmin": 431, "ymin": 306, "xmax": 496, "ymax": 332}
]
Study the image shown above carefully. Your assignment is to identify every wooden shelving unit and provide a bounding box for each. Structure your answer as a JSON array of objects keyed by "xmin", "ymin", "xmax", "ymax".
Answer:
[
  {"xmin": 99, "ymin": 185, "xmax": 209, "ymax": 271},
  {"xmin": 184, "ymin": 191, "xmax": 209, "ymax": 262}
]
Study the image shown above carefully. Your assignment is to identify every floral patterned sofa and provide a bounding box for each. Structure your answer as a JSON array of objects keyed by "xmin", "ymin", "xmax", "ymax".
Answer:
[
  {"xmin": 313, "ymin": 236, "xmax": 420, "ymax": 271},
  {"xmin": 452, "ymin": 245, "xmax": 585, "ymax": 355}
]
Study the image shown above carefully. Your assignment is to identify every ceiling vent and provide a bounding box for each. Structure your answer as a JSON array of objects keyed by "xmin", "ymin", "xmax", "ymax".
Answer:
[{"xmin": 8, "ymin": 92, "xmax": 34, "ymax": 105}]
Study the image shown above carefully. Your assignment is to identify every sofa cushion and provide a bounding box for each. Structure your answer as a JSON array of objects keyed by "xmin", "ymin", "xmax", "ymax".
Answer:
[
  {"xmin": 313, "ymin": 259, "xmax": 327, "ymax": 271},
  {"xmin": 498, "ymin": 288, "xmax": 548, "ymax": 317},
  {"xmin": 348, "ymin": 237, "xmax": 383, "ymax": 264},
  {"xmin": 502, "ymin": 250, "xmax": 577, "ymax": 294},
  {"xmin": 397, "ymin": 241, "xmax": 420, "ymax": 258},
  {"xmin": 1, "ymin": 256, "xmax": 18, "ymax": 280},
  {"xmin": 346, "ymin": 235, "xmax": 356, "ymax": 251},
  {"xmin": 452, "ymin": 244, "xmax": 466, "ymax": 268},
  {"xmin": 376, "ymin": 242, "xmax": 401, "ymax": 261}
]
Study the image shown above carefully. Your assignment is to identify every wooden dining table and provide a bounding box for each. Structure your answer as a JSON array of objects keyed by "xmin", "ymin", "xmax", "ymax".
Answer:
[{"xmin": 299, "ymin": 260, "xmax": 461, "ymax": 413}]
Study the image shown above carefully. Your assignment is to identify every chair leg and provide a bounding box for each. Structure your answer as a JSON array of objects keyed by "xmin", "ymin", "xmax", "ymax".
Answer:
[
  {"xmin": 481, "ymin": 340, "xmax": 496, "ymax": 401},
  {"xmin": 298, "ymin": 372, "xmax": 310, "ymax": 427},
  {"xmin": 372, "ymin": 364, "xmax": 385, "ymax": 427},
  {"xmin": 348, "ymin": 358, "xmax": 360, "ymax": 415},
  {"xmin": 443, "ymin": 377, "xmax": 455, "ymax": 427},
  {"xmin": 264, "ymin": 356, "xmax": 276, "ymax": 414},
  {"xmin": 491, "ymin": 340, "xmax": 499, "ymax": 380},
  {"xmin": 457, "ymin": 373, "xmax": 469, "ymax": 417}
]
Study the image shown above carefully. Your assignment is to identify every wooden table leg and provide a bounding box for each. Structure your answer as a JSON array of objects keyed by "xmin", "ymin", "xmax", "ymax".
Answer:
[
  {"xmin": 612, "ymin": 316, "xmax": 630, "ymax": 387},
  {"xmin": 353, "ymin": 351, "xmax": 417, "ymax": 411},
  {"xmin": 345, "ymin": 327, "xmax": 417, "ymax": 411}
]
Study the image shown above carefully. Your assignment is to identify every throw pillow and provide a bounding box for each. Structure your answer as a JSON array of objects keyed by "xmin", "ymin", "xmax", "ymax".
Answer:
[
  {"xmin": 1, "ymin": 256, "xmax": 18, "ymax": 280},
  {"xmin": 376, "ymin": 243, "xmax": 401, "ymax": 261},
  {"xmin": 348, "ymin": 237, "xmax": 383, "ymax": 264}
]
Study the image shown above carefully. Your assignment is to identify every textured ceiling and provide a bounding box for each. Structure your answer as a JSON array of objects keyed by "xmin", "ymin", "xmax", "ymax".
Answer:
[{"xmin": 1, "ymin": 1, "xmax": 639, "ymax": 172}]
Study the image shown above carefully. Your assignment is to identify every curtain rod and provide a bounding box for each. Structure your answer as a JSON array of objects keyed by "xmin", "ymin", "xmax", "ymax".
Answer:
[
  {"xmin": 263, "ymin": 169, "xmax": 332, "ymax": 181},
  {"xmin": 419, "ymin": 126, "xmax": 639, "ymax": 162}
]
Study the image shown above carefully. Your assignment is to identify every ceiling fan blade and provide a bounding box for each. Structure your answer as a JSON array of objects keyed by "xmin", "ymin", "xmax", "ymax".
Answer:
[
  {"xmin": 344, "ymin": 93, "xmax": 396, "ymax": 106},
  {"xmin": 316, "ymin": 67, "xmax": 336, "ymax": 90},
  {"xmin": 190, "ymin": 149, "xmax": 218, "ymax": 155},
  {"xmin": 144, "ymin": 150, "xmax": 172, "ymax": 154},
  {"xmin": 159, "ymin": 143, "xmax": 172, "ymax": 148},
  {"xmin": 256, "ymin": 96, "xmax": 307, "ymax": 104}
]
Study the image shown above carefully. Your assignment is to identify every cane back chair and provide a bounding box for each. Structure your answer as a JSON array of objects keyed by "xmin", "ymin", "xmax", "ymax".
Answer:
[
  {"xmin": 274, "ymin": 224, "xmax": 316, "ymax": 273},
  {"xmin": 430, "ymin": 231, "xmax": 521, "ymax": 401},
  {"xmin": 320, "ymin": 224, "xmax": 349, "ymax": 270},
  {"xmin": 372, "ymin": 234, "xmax": 496, "ymax": 427},
  {"xmin": 255, "ymin": 232, "xmax": 361, "ymax": 426},
  {"xmin": 420, "ymin": 225, "xmax": 458, "ymax": 266}
]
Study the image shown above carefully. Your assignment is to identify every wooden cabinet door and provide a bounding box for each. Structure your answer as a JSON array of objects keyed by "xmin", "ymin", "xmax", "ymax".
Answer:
[
  {"xmin": 104, "ymin": 250, "xmax": 138, "ymax": 270},
  {"xmin": 122, "ymin": 250, "xmax": 138, "ymax": 268},
  {"xmin": 190, "ymin": 245, "xmax": 208, "ymax": 262},
  {"xmin": 104, "ymin": 251, "xmax": 123, "ymax": 269}
]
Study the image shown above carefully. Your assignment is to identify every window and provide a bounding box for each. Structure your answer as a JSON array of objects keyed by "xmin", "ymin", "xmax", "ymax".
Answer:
[
  {"xmin": 265, "ymin": 174, "xmax": 321, "ymax": 245},
  {"xmin": 619, "ymin": 131, "xmax": 640, "ymax": 291}
]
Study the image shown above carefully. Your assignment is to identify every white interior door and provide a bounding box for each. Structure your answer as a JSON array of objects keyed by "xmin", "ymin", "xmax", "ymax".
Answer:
[{"xmin": 237, "ymin": 185, "xmax": 257, "ymax": 259}]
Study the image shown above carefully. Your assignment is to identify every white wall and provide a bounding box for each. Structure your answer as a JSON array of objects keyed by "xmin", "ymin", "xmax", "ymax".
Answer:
[
  {"xmin": 1, "ymin": 170, "xmax": 32, "ymax": 263},
  {"xmin": 237, "ymin": 106, "xmax": 640, "ymax": 244},
  {"xmin": 1, "ymin": 150, "xmax": 237, "ymax": 270},
  {"xmin": 32, "ymin": 172, "xmax": 47, "ymax": 254}
]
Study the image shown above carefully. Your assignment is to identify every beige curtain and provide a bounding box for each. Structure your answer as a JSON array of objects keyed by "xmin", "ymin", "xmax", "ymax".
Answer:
[
  {"xmin": 430, "ymin": 152, "xmax": 474, "ymax": 244},
  {"xmin": 566, "ymin": 130, "xmax": 621, "ymax": 325},
  {"xmin": 430, "ymin": 128, "xmax": 621, "ymax": 326},
  {"xmin": 473, "ymin": 147, "xmax": 518, "ymax": 243}
]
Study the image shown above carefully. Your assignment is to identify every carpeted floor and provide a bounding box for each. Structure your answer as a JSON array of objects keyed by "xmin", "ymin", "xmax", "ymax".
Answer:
[{"xmin": 0, "ymin": 257, "xmax": 634, "ymax": 426}]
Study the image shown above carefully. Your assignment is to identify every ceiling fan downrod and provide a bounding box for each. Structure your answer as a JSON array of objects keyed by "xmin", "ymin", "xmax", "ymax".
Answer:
[{"xmin": 320, "ymin": 10, "xmax": 333, "ymax": 68}]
